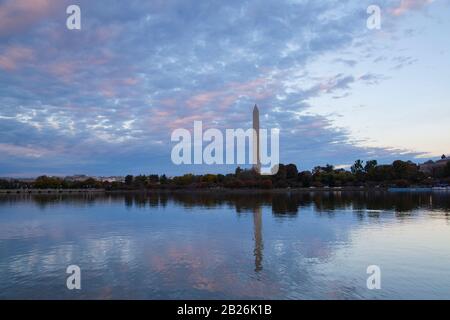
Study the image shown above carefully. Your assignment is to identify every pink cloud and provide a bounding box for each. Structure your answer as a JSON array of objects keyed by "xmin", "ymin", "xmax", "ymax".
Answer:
[
  {"xmin": 159, "ymin": 98, "xmax": 178, "ymax": 107},
  {"xmin": 0, "ymin": 46, "xmax": 34, "ymax": 71},
  {"xmin": 186, "ymin": 92, "xmax": 221, "ymax": 109},
  {"xmin": 390, "ymin": 0, "xmax": 434, "ymax": 16},
  {"xmin": 185, "ymin": 77, "xmax": 274, "ymax": 111},
  {"xmin": 47, "ymin": 61, "xmax": 77, "ymax": 80},
  {"xmin": 154, "ymin": 110, "xmax": 172, "ymax": 117},
  {"xmin": 0, "ymin": 0, "xmax": 64, "ymax": 37},
  {"xmin": 44, "ymin": 52, "xmax": 113, "ymax": 82},
  {"xmin": 99, "ymin": 86, "xmax": 117, "ymax": 98},
  {"xmin": 95, "ymin": 24, "xmax": 123, "ymax": 43},
  {"xmin": 95, "ymin": 75, "xmax": 141, "ymax": 98},
  {"xmin": 122, "ymin": 77, "xmax": 139, "ymax": 86},
  {"xmin": 168, "ymin": 114, "xmax": 216, "ymax": 130}
]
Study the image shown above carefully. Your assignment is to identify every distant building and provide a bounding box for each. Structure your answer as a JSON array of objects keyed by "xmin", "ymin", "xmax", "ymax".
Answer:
[
  {"xmin": 419, "ymin": 156, "xmax": 450, "ymax": 175},
  {"xmin": 97, "ymin": 176, "xmax": 125, "ymax": 183},
  {"xmin": 64, "ymin": 175, "xmax": 90, "ymax": 182}
]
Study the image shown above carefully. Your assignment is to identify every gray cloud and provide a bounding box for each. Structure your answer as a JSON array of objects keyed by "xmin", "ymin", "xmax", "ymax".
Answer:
[{"xmin": 0, "ymin": 0, "xmax": 429, "ymax": 176}]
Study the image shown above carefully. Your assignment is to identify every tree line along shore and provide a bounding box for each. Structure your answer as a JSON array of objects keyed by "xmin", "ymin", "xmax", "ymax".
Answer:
[{"xmin": 1, "ymin": 159, "xmax": 450, "ymax": 191}]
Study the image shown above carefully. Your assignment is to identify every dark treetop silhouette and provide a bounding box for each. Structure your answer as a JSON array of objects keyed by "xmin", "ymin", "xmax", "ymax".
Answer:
[{"xmin": 1, "ymin": 158, "xmax": 450, "ymax": 191}]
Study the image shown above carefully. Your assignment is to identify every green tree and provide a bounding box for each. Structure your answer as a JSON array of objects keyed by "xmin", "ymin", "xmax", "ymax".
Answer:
[
  {"xmin": 134, "ymin": 175, "xmax": 148, "ymax": 188},
  {"xmin": 392, "ymin": 160, "xmax": 419, "ymax": 181},
  {"xmin": 371, "ymin": 165, "xmax": 393, "ymax": 182},
  {"xmin": 202, "ymin": 174, "xmax": 217, "ymax": 184},
  {"xmin": 216, "ymin": 174, "xmax": 225, "ymax": 183},
  {"xmin": 83, "ymin": 178, "xmax": 98, "ymax": 188},
  {"xmin": 364, "ymin": 160, "xmax": 378, "ymax": 172},
  {"xmin": 351, "ymin": 160, "xmax": 364, "ymax": 174},
  {"xmin": 0, "ymin": 179, "xmax": 12, "ymax": 189},
  {"xmin": 444, "ymin": 161, "xmax": 450, "ymax": 177},
  {"xmin": 159, "ymin": 174, "xmax": 168, "ymax": 185},
  {"xmin": 173, "ymin": 174, "xmax": 194, "ymax": 186},
  {"xmin": 312, "ymin": 166, "xmax": 322, "ymax": 175},
  {"xmin": 125, "ymin": 175, "xmax": 134, "ymax": 186},
  {"xmin": 34, "ymin": 176, "xmax": 63, "ymax": 189},
  {"xmin": 298, "ymin": 171, "xmax": 312, "ymax": 187},
  {"xmin": 274, "ymin": 164, "xmax": 287, "ymax": 180},
  {"xmin": 285, "ymin": 164, "xmax": 298, "ymax": 179}
]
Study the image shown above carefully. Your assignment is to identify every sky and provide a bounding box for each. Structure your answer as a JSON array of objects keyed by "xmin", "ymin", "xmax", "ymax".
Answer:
[{"xmin": 0, "ymin": 0, "xmax": 449, "ymax": 177}]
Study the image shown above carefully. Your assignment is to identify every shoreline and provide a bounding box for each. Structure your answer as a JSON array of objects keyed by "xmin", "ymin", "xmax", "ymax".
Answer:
[{"xmin": 1, "ymin": 186, "xmax": 448, "ymax": 194}]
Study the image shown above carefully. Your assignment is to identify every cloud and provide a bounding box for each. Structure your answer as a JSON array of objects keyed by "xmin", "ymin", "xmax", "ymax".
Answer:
[
  {"xmin": 0, "ymin": 46, "xmax": 34, "ymax": 71},
  {"xmin": 391, "ymin": 55, "xmax": 418, "ymax": 69},
  {"xmin": 390, "ymin": 0, "xmax": 434, "ymax": 16},
  {"xmin": 333, "ymin": 58, "xmax": 358, "ymax": 67},
  {"xmin": 0, "ymin": 0, "xmax": 65, "ymax": 37},
  {"xmin": 0, "ymin": 143, "xmax": 48, "ymax": 158},
  {"xmin": 0, "ymin": 0, "xmax": 434, "ymax": 176}
]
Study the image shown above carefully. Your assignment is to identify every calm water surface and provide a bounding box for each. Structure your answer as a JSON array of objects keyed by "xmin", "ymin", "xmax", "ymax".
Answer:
[{"xmin": 0, "ymin": 191, "xmax": 449, "ymax": 299}]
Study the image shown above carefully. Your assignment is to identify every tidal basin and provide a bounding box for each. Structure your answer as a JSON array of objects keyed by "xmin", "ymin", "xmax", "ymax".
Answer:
[{"xmin": 0, "ymin": 191, "xmax": 449, "ymax": 299}]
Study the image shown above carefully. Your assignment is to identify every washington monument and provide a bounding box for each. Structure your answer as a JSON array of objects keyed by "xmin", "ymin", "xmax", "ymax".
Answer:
[{"xmin": 253, "ymin": 104, "xmax": 261, "ymax": 173}]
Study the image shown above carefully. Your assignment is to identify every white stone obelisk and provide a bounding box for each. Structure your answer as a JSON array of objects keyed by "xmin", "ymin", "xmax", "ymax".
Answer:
[{"xmin": 253, "ymin": 104, "xmax": 261, "ymax": 173}]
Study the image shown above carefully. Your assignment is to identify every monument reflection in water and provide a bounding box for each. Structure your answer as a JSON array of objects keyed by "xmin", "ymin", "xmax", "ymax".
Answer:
[{"xmin": 0, "ymin": 191, "xmax": 449, "ymax": 299}]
